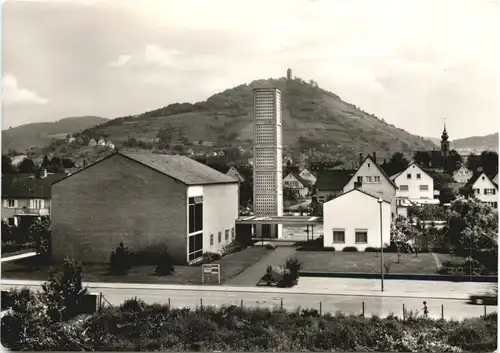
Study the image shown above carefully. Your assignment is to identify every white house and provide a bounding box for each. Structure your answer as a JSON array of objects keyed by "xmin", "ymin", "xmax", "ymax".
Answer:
[
  {"xmin": 299, "ymin": 167, "xmax": 317, "ymax": 186},
  {"xmin": 97, "ymin": 139, "xmax": 106, "ymax": 146},
  {"xmin": 323, "ymin": 188, "xmax": 391, "ymax": 251},
  {"xmin": 283, "ymin": 173, "xmax": 310, "ymax": 198},
  {"xmin": 390, "ymin": 163, "xmax": 434, "ymax": 201},
  {"xmin": 493, "ymin": 173, "xmax": 499, "ymax": 185},
  {"xmin": 88, "ymin": 139, "xmax": 97, "ymax": 147},
  {"xmin": 468, "ymin": 172, "xmax": 498, "ymax": 208},
  {"xmin": 343, "ymin": 154, "xmax": 398, "ymax": 218},
  {"xmin": 453, "ymin": 166, "xmax": 473, "ymax": 185}
]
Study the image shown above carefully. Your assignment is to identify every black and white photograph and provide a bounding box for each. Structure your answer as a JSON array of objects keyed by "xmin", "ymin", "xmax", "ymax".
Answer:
[{"xmin": 1, "ymin": 0, "xmax": 499, "ymax": 351}]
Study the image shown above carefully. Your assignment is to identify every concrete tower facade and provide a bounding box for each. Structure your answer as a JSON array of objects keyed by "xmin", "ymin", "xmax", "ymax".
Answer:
[{"xmin": 253, "ymin": 88, "xmax": 283, "ymax": 238}]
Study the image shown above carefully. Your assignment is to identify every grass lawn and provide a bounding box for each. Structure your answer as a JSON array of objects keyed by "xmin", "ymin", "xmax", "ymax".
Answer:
[
  {"xmin": 1, "ymin": 247, "xmax": 272, "ymax": 285},
  {"xmin": 296, "ymin": 251, "xmax": 444, "ymax": 274}
]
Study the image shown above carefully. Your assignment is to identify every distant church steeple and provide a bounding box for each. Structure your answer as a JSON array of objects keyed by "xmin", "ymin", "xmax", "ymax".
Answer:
[
  {"xmin": 287, "ymin": 68, "xmax": 292, "ymax": 80},
  {"xmin": 440, "ymin": 118, "xmax": 450, "ymax": 171}
]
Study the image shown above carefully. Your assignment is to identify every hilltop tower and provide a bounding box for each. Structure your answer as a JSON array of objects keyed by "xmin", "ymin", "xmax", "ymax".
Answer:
[
  {"xmin": 287, "ymin": 68, "xmax": 292, "ymax": 80},
  {"xmin": 253, "ymin": 87, "xmax": 283, "ymax": 238},
  {"xmin": 440, "ymin": 119, "xmax": 450, "ymax": 171}
]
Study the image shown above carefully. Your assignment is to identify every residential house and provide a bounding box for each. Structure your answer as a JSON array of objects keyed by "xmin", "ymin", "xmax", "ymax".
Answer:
[
  {"xmin": 464, "ymin": 172, "xmax": 498, "ymax": 208},
  {"xmin": 106, "ymin": 141, "xmax": 115, "ymax": 149},
  {"xmin": 2, "ymin": 170, "xmax": 66, "ymax": 228},
  {"xmin": 299, "ymin": 167, "xmax": 317, "ymax": 186},
  {"xmin": 315, "ymin": 169, "xmax": 356, "ymax": 203},
  {"xmin": 88, "ymin": 138, "xmax": 97, "ymax": 147},
  {"xmin": 226, "ymin": 166, "xmax": 246, "ymax": 183},
  {"xmin": 186, "ymin": 148, "xmax": 195, "ymax": 156},
  {"xmin": 343, "ymin": 154, "xmax": 398, "ymax": 218},
  {"xmin": 453, "ymin": 166, "xmax": 473, "ymax": 185},
  {"xmin": 390, "ymin": 163, "xmax": 435, "ymax": 201},
  {"xmin": 50, "ymin": 151, "xmax": 239, "ymax": 264},
  {"xmin": 323, "ymin": 188, "xmax": 391, "ymax": 251},
  {"xmin": 97, "ymin": 139, "xmax": 106, "ymax": 146},
  {"xmin": 283, "ymin": 173, "xmax": 310, "ymax": 198}
]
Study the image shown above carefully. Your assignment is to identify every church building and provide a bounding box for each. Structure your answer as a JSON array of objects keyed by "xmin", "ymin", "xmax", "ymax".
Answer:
[{"xmin": 413, "ymin": 124, "xmax": 451, "ymax": 172}]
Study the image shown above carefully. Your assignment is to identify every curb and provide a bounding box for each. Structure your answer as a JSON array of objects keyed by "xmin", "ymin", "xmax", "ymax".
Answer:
[{"xmin": 0, "ymin": 279, "xmax": 468, "ymax": 301}]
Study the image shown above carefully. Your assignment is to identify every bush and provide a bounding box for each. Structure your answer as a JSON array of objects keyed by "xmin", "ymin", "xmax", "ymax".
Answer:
[
  {"xmin": 202, "ymin": 252, "xmax": 221, "ymax": 263},
  {"xmin": 155, "ymin": 251, "xmax": 175, "ymax": 276},
  {"xmin": 462, "ymin": 257, "xmax": 485, "ymax": 276},
  {"xmin": 343, "ymin": 246, "xmax": 358, "ymax": 252},
  {"xmin": 365, "ymin": 247, "xmax": 379, "ymax": 252},
  {"xmin": 109, "ymin": 242, "xmax": 133, "ymax": 275},
  {"xmin": 278, "ymin": 257, "xmax": 302, "ymax": 288},
  {"xmin": 41, "ymin": 257, "xmax": 88, "ymax": 321}
]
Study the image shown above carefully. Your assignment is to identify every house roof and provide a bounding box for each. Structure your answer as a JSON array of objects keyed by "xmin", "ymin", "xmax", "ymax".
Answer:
[
  {"xmin": 316, "ymin": 169, "xmax": 356, "ymax": 191},
  {"xmin": 2, "ymin": 173, "xmax": 68, "ymax": 199},
  {"xmin": 325, "ymin": 188, "xmax": 391, "ymax": 204},
  {"xmin": 465, "ymin": 171, "xmax": 498, "ymax": 189},
  {"xmin": 52, "ymin": 152, "xmax": 239, "ymax": 187},
  {"xmin": 390, "ymin": 162, "xmax": 432, "ymax": 181},
  {"xmin": 285, "ymin": 173, "xmax": 311, "ymax": 187}
]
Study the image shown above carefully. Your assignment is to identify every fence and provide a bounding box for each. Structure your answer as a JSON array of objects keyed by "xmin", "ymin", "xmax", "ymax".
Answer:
[{"xmin": 95, "ymin": 292, "xmax": 496, "ymax": 321}]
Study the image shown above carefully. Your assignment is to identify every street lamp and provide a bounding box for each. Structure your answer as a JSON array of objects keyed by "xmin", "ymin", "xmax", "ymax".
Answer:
[{"xmin": 378, "ymin": 197, "xmax": 384, "ymax": 292}]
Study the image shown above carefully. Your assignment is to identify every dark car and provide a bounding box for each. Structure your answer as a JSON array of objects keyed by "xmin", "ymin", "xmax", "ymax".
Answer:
[{"xmin": 469, "ymin": 289, "xmax": 498, "ymax": 305}]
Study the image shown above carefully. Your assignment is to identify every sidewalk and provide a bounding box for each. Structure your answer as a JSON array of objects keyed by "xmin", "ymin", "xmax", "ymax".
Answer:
[{"xmin": 2, "ymin": 277, "xmax": 492, "ymax": 300}]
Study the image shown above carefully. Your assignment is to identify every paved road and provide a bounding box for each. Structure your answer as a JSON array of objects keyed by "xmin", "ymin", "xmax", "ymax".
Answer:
[{"xmin": 1, "ymin": 280, "xmax": 494, "ymax": 321}]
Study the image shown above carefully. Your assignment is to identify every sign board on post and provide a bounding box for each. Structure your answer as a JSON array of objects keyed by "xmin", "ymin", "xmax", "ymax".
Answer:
[{"xmin": 201, "ymin": 264, "xmax": 221, "ymax": 284}]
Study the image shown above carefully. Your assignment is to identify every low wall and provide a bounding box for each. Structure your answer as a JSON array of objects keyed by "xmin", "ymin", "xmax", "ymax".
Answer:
[{"xmin": 299, "ymin": 271, "xmax": 498, "ymax": 283}]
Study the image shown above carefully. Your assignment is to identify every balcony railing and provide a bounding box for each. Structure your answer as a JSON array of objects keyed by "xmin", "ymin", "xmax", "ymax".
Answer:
[{"xmin": 14, "ymin": 208, "xmax": 50, "ymax": 216}]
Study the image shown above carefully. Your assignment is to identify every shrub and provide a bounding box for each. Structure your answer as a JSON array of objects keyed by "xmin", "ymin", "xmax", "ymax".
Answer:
[
  {"xmin": 155, "ymin": 251, "xmax": 175, "ymax": 276},
  {"xmin": 109, "ymin": 242, "xmax": 133, "ymax": 275},
  {"xmin": 278, "ymin": 257, "xmax": 302, "ymax": 288},
  {"xmin": 365, "ymin": 247, "xmax": 379, "ymax": 252},
  {"xmin": 462, "ymin": 257, "xmax": 485, "ymax": 276},
  {"xmin": 384, "ymin": 263, "xmax": 391, "ymax": 274},
  {"xmin": 265, "ymin": 243, "xmax": 277, "ymax": 250},
  {"xmin": 202, "ymin": 252, "xmax": 221, "ymax": 263},
  {"xmin": 343, "ymin": 246, "xmax": 358, "ymax": 252},
  {"xmin": 28, "ymin": 216, "xmax": 51, "ymax": 257},
  {"xmin": 221, "ymin": 241, "xmax": 244, "ymax": 255},
  {"xmin": 41, "ymin": 257, "xmax": 88, "ymax": 321}
]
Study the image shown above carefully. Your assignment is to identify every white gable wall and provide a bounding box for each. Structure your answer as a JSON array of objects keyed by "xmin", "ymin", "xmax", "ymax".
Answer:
[
  {"xmin": 343, "ymin": 157, "xmax": 397, "ymax": 218},
  {"xmin": 472, "ymin": 173, "xmax": 498, "ymax": 205},
  {"xmin": 493, "ymin": 174, "xmax": 498, "ymax": 184},
  {"xmin": 299, "ymin": 168, "xmax": 317, "ymax": 185},
  {"xmin": 394, "ymin": 164, "xmax": 434, "ymax": 200},
  {"xmin": 323, "ymin": 190, "xmax": 391, "ymax": 250},
  {"xmin": 453, "ymin": 166, "xmax": 473, "ymax": 184}
]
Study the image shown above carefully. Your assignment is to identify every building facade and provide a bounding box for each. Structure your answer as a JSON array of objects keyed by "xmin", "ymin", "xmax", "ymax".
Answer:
[
  {"xmin": 253, "ymin": 88, "xmax": 283, "ymax": 238},
  {"xmin": 468, "ymin": 172, "xmax": 498, "ymax": 208},
  {"xmin": 323, "ymin": 189, "xmax": 391, "ymax": 251},
  {"xmin": 391, "ymin": 163, "xmax": 434, "ymax": 200},
  {"xmin": 51, "ymin": 152, "xmax": 239, "ymax": 264},
  {"xmin": 283, "ymin": 173, "xmax": 310, "ymax": 198},
  {"xmin": 299, "ymin": 167, "xmax": 317, "ymax": 186}
]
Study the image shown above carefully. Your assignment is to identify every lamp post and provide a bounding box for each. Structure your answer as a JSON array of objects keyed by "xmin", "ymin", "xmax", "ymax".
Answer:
[{"xmin": 378, "ymin": 197, "xmax": 384, "ymax": 292}]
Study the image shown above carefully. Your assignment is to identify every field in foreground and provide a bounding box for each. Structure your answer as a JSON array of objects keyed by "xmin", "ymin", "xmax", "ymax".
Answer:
[
  {"xmin": 296, "ymin": 251, "xmax": 456, "ymax": 274},
  {"xmin": 1, "ymin": 247, "xmax": 271, "ymax": 284},
  {"xmin": 1, "ymin": 296, "xmax": 496, "ymax": 352}
]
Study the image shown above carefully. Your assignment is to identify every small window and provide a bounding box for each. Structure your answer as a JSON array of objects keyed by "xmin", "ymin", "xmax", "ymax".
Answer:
[
  {"xmin": 400, "ymin": 185, "xmax": 409, "ymax": 191},
  {"xmin": 419, "ymin": 185, "xmax": 428, "ymax": 191},
  {"xmin": 407, "ymin": 174, "xmax": 411, "ymax": 179},
  {"xmin": 365, "ymin": 176, "xmax": 372, "ymax": 183},
  {"xmin": 231, "ymin": 227, "xmax": 235, "ymax": 239},
  {"xmin": 218, "ymin": 231, "xmax": 222, "ymax": 243},
  {"xmin": 355, "ymin": 231, "xmax": 368, "ymax": 244},
  {"xmin": 374, "ymin": 176, "xmax": 381, "ymax": 183},
  {"xmin": 6, "ymin": 199, "xmax": 16, "ymax": 208},
  {"xmin": 225, "ymin": 229, "xmax": 229, "ymax": 241},
  {"xmin": 357, "ymin": 176, "xmax": 363, "ymax": 183},
  {"xmin": 210, "ymin": 234, "xmax": 214, "ymax": 246},
  {"xmin": 416, "ymin": 174, "xmax": 421, "ymax": 179},
  {"xmin": 333, "ymin": 230, "xmax": 345, "ymax": 243}
]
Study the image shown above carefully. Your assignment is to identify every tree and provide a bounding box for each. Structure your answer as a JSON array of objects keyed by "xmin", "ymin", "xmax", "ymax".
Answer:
[
  {"xmin": 109, "ymin": 242, "xmax": 133, "ymax": 275},
  {"xmin": 155, "ymin": 250, "xmax": 175, "ymax": 275},
  {"xmin": 18, "ymin": 158, "xmax": 36, "ymax": 174},
  {"xmin": 41, "ymin": 257, "xmax": 88, "ymax": 321},
  {"xmin": 157, "ymin": 124, "xmax": 173, "ymax": 146},
  {"xmin": 480, "ymin": 151, "xmax": 499, "ymax": 176},
  {"xmin": 41, "ymin": 155, "xmax": 50, "ymax": 170},
  {"xmin": 466, "ymin": 153, "xmax": 481, "ymax": 171},
  {"xmin": 439, "ymin": 187, "xmax": 456, "ymax": 205},
  {"xmin": 283, "ymin": 187, "xmax": 298, "ymax": 201},
  {"xmin": 48, "ymin": 156, "xmax": 64, "ymax": 173},
  {"xmin": 61, "ymin": 158, "xmax": 75, "ymax": 169},
  {"xmin": 390, "ymin": 220, "xmax": 411, "ymax": 263},
  {"xmin": 28, "ymin": 216, "xmax": 51, "ymax": 258},
  {"xmin": 2, "ymin": 155, "xmax": 16, "ymax": 174},
  {"xmin": 446, "ymin": 150, "xmax": 462, "ymax": 174},
  {"xmin": 381, "ymin": 152, "xmax": 409, "ymax": 176}
]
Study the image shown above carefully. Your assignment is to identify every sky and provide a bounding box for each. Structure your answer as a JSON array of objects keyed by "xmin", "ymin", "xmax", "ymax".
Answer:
[{"xmin": 2, "ymin": 0, "xmax": 500, "ymax": 139}]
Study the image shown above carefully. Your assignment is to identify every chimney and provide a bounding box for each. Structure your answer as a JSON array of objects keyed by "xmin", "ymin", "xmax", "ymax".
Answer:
[
  {"xmin": 372, "ymin": 152, "xmax": 377, "ymax": 163},
  {"xmin": 358, "ymin": 153, "xmax": 363, "ymax": 167}
]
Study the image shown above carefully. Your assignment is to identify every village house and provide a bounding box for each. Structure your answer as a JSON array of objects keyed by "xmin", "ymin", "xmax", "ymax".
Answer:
[
  {"xmin": 50, "ymin": 151, "xmax": 239, "ymax": 264},
  {"xmin": 283, "ymin": 173, "xmax": 310, "ymax": 198},
  {"xmin": 88, "ymin": 138, "xmax": 97, "ymax": 147},
  {"xmin": 97, "ymin": 138, "xmax": 106, "ymax": 146},
  {"xmin": 464, "ymin": 171, "xmax": 498, "ymax": 208},
  {"xmin": 323, "ymin": 188, "xmax": 391, "ymax": 251},
  {"xmin": 298, "ymin": 167, "xmax": 317, "ymax": 186},
  {"xmin": 453, "ymin": 165, "xmax": 473, "ymax": 185},
  {"xmin": 2, "ymin": 170, "xmax": 67, "ymax": 228}
]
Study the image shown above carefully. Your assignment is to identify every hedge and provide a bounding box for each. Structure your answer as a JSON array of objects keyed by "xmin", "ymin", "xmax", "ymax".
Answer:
[{"xmin": 1, "ymin": 297, "xmax": 497, "ymax": 352}]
